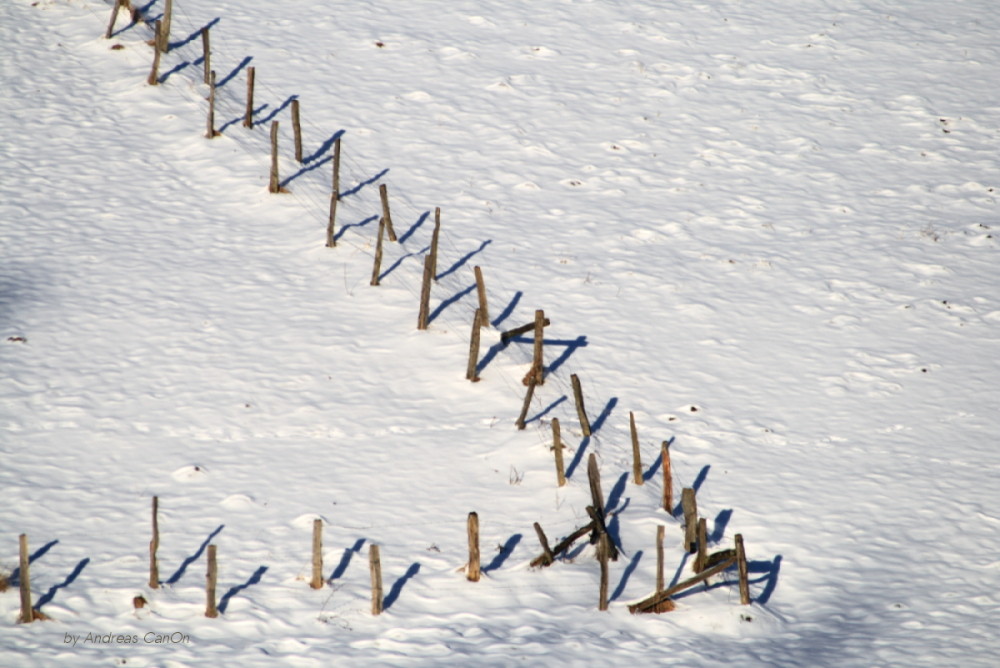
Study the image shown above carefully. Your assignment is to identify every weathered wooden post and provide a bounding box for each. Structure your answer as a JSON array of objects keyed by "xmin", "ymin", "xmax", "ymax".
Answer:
[
  {"xmin": 587, "ymin": 453, "xmax": 604, "ymax": 522},
  {"xmin": 528, "ymin": 309, "xmax": 545, "ymax": 385},
  {"xmin": 571, "ymin": 374, "xmax": 591, "ymax": 436},
  {"xmin": 268, "ymin": 121, "xmax": 281, "ymax": 193},
  {"xmin": 147, "ymin": 21, "xmax": 162, "ymax": 86},
  {"xmin": 467, "ymin": 512, "xmax": 480, "ymax": 582},
  {"xmin": 466, "ymin": 308, "xmax": 482, "ymax": 381},
  {"xmin": 205, "ymin": 544, "xmax": 218, "ymax": 618},
  {"xmin": 370, "ymin": 218, "xmax": 385, "ymax": 286},
  {"xmin": 105, "ymin": 0, "xmax": 122, "ymax": 39},
  {"xmin": 681, "ymin": 488, "xmax": 698, "ymax": 553},
  {"xmin": 244, "ymin": 67, "xmax": 256, "ymax": 129},
  {"xmin": 332, "ymin": 137, "xmax": 341, "ymax": 196},
  {"xmin": 417, "ymin": 255, "xmax": 433, "ymax": 329},
  {"xmin": 201, "ymin": 27, "xmax": 211, "ymax": 84},
  {"xmin": 326, "ymin": 191, "xmax": 338, "ymax": 247},
  {"xmin": 736, "ymin": 534, "xmax": 750, "ymax": 605},
  {"xmin": 159, "ymin": 0, "xmax": 172, "ymax": 53},
  {"xmin": 694, "ymin": 517, "xmax": 708, "ymax": 573},
  {"xmin": 149, "ymin": 496, "xmax": 160, "ymax": 589},
  {"xmin": 655, "ymin": 525, "xmax": 665, "ymax": 594},
  {"xmin": 533, "ymin": 522, "xmax": 554, "ymax": 567},
  {"xmin": 310, "ymin": 519, "xmax": 324, "ymax": 589},
  {"xmin": 369, "ymin": 545, "xmax": 383, "ymax": 615},
  {"xmin": 630, "ymin": 411, "xmax": 643, "ymax": 485},
  {"xmin": 473, "ymin": 266, "xmax": 489, "ymax": 326},
  {"xmin": 661, "ymin": 441, "xmax": 672, "ymax": 514},
  {"xmin": 551, "ymin": 417, "xmax": 566, "ymax": 486},
  {"xmin": 597, "ymin": 533, "xmax": 610, "ymax": 611},
  {"xmin": 205, "ymin": 70, "xmax": 219, "ymax": 138},
  {"xmin": 18, "ymin": 534, "xmax": 32, "ymax": 624},
  {"xmin": 515, "ymin": 377, "xmax": 536, "ymax": 430},
  {"xmin": 291, "ymin": 99, "xmax": 303, "ymax": 163},
  {"xmin": 429, "ymin": 207, "xmax": 441, "ymax": 278},
  {"xmin": 378, "ymin": 184, "xmax": 398, "ymax": 242}
]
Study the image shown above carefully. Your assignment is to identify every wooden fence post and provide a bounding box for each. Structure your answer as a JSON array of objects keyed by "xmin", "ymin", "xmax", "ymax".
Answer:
[
  {"xmin": 735, "ymin": 534, "xmax": 750, "ymax": 605},
  {"xmin": 292, "ymin": 99, "xmax": 303, "ymax": 163},
  {"xmin": 310, "ymin": 519, "xmax": 324, "ymax": 589},
  {"xmin": 532, "ymin": 522, "xmax": 554, "ymax": 566},
  {"xmin": 269, "ymin": 121, "xmax": 281, "ymax": 193},
  {"xmin": 105, "ymin": 0, "xmax": 122, "ymax": 39},
  {"xmin": 201, "ymin": 27, "xmax": 211, "ymax": 84},
  {"xmin": 466, "ymin": 308, "xmax": 482, "ymax": 381},
  {"xmin": 430, "ymin": 207, "xmax": 441, "ymax": 279},
  {"xmin": 571, "ymin": 374, "xmax": 591, "ymax": 436},
  {"xmin": 661, "ymin": 441, "xmax": 672, "ymax": 514},
  {"xmin": 369, "ymin": 545, "xmax": 383, "ymax": 615},
  {"xmin": 159, "ymin": 0, "xmax": 172, "ymax": 53},
  {"xmin": 467, "ymin": 512, "xmax": 480, "ymax": 582},
  {"xmin": 656, "ymin": 525, "xmax": 665, "ymax": 594},
  {"xmin": 587, "ymin": 453, "xmax": 604, "ymax": 521},
  {"xmin": 149, "ymin": 496, "xmax": 160, "ymax": 589},
  {"xmin": 515, "ymin": 376, "xmax": 536, "ymax": 430},
  {"xmin": 630, "ymin": 411, "xmax": 643, "ymax": 485},
  {"xmin": 326, "ymin": 192, "xmax": 338, "ymax": 247},
  {"xmin": 205, "ymin": 70, "xmax": 219, "ymax": 138},
  {"xmin": 332, "ymin": 137, "xmax": 341, "ymax": 196},
  {"xmin": 528, "ymin": 309, "xmax": 545, "ymax": 385},
  {"xmin": 552, "ymin": 417, "xmax": 566, "ymax": 486},
  {"xmin": 417, "ymin": 255, "xmax": 433, "ymax": 329},
  {"xmin": 147, "ymin": 21, "xmax": 162, "ymax": 86},
  {"xmin": 597, "ymin": 533, "xmax": 610, "ymax": 611},
  {"xmin": 681, "ymin": 488, "xmax": 698, "ymax": 553},
  {"xmin": 694, "ymin": 517, "xmax": 708, "ymax": 573},
  {"xmin": 18, "ymin": 534, "xmax": 32, "ymax": 624},
  {"xmin": 370, "ymin": 218, "xmax": 385, "ymax": 286},
  {"xmin": 205, "ymin": 545, "xmax": 218, "ymax": 618},
  {"xmin": 473, "ymin": 266, "xmax": 489, "ymax": 326},
  {"xmin": 244, "ymin": 67, "xmax": 256, "ymax": 129},
  {"xmin": 378, "ymin": 184, "xmax": 398, "ymax": 242}
]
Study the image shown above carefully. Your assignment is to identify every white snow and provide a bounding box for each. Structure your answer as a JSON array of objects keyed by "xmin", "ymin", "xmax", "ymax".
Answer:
[{"xmin": 2, "ymin": 0, "xmax": 998, "ymax": 665}]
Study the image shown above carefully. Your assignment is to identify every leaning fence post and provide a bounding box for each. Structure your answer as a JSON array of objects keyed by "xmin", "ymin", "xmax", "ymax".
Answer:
[
  {"xmin": 515, "ymin": 377, "xmax": 536, "ymax": 430},
  {"xmin": 146, "ymin": 21, "xmax": 162, "ymax": 86},
  {"xmin": 467, "ymin": 512, "xmax": 481, "ymax": 582},
  {"xmin": 105, "ymin": 0, "xmax": 122, "ymax": 39},
  {"xmin": 205, "ymin": 544, "xmax": 218, "ymax": 618},
  {"xmin": 369, "ymin": 545, "xmax": 383, "ymax": 615},
  {"xmin": 551, "ymin": 417, "xmax": 566, "ymax": 486},
  {"xmin": 587, "ymin": 453, "xmax": 604, "ymax": 522},
  {"xmin": 736, "ymin": 534, "xmax": 750, "ymax": 604},
  {"xmin": 149, "ymin": 496, "xmax": 160, "ymax": 589},
  {"xmin": 310, "ymin": 519, "xmax": 324, "ymax": 589},
  {"xmin": 466, "ymin": 309, "xmax": 482, "ymax": 381},
  {"xmin": 429, "ymin": 207, "xmax": 441, "ymax": 278},
  {"xmin": 473, "ymin": 266, "xmax": 489, "ymax": 326},
  {"xmin": 571, "ymin": 374, "xmax": 591, "ymax": 436},
  {"xmin": 18, "ymin": 534, "xmax": 33, "ymax": 624},
  {"xmin": 244, "ymin": 67, "xmax": 256, "ymax": 129},
  {"xmin": 378, "ymin": 184, "xmax": 398, "ymax": 242},
  {"xmin": 630, "ymin": 411, "xmax": 643, "ymax": 485}
]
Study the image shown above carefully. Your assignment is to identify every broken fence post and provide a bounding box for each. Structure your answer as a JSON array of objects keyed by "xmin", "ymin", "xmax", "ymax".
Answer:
[
  {"xmin": 630, "ymin": 411, "xmax": 643, "ymax": 485},
  {"xmin": 532, "ymin": 522, "xmax": 554, "ymax": 567}
]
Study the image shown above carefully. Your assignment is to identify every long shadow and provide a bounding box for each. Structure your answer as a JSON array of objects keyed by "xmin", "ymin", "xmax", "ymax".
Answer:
[
  {"xmin": 605, "ymin": 472, "xmax": 629, "ymax": 514},
  {"xmin": 482, "ymin": 533, "xmax": 522, "ymax": 573},
  {"xmin": 668, "ymin": 551, "xmax": 690, "ymax": 589},
  {"xmin": 335, "ymin": 214, "xmax": 378, "ymax": 241},
  {"xmin": 158, "ymin": 59, "xmax": 192, "ymax": 84},
  {"xmin": 544, "ymin": 336, "xmax": 589, "ymax": 376},
  {"xmin": 380, "ymin": 245, "xmax": 430, "ymax": 282},
  {"xmin": 609, "ymin": 550, "xmax": 643, "ymax": 602},
  {"xmin": 341, "ymin": 168, "xmax": 389, "ymax": 198},
  {"xmin": 383, "ymin": 562, "xmax": 420, "ymax": 610},
  {"xmin": 750, "ymin": 555, "xmax": 782, "ymax": 604},
  {"xmin": 642, "ymin": 436, "xmax": 674, "ymax": 482},
  {"xmin": 427, "ymin": 283, "xmax": 476, "ymax": 324},
  {"xmin": 710, "ymin": 509, "xmax": 733, "ymax": 544},
  {"xmin": 220, "ymin": 103, "xmax": 267, "ymax": 133},
  {"xmin": 590, "ymin": 397, "xmax": 618, "ymax": 434},
  {"xmin": 217, "ymin": 56, "xmax": 253, "ymax": 89},
  {"xmin": 525, "ymin": 395, "xmax": 566, "ymax": 427},
  {"xmin": 165, "ymin": 525, "xmax": 224, "ymax": 585},
  {"xmin": 476, "ymin": 341, "xmax": 505, "ymax": 375},
  {"xmin": 258, "ymin": 94, "xmax": 297, "ymax": 126},
  {"xmin": 35, "ymin": 557, "xmax": 89, "ymax": 608},
  {"xmin": 564, "ymin": 435, "xmax": 590, "ymax": 479},
  {"xmin": 304, "ymin": 130, "xmax": 345, "ymax": 165},
  {"xmin": 281, "ymin": 154, "xmax": 331, "ymax": 189},
  {"xmin": 218, "ymin": 565, "xmax": 268, "ymax": 613},
  {"xmin": 170, "ymin": 17, "xmax": 220, "ymax": 50},
  {"xmin": 9, "ymin": 540, "xmax": 59, "ymax": 586},
  {"xmin": 330, "ymin": 538, "xmax": 366, "ymax": 581},
  {"xmin": 491, "ymin": 291, "xmax": 522, "ymax": 328},
  {"xmin": 605, "ymin": 499, "xmax": 630, "ymax": 553},
  {"xmin": 692, "ymin": 465, "xmax": 710, "ymax": 493},
  {"xmin": 436, "ymin": 240, "xmax": 492, "ymax": 281},
  {"xmin": 398, "ymin": 211, "xmax": 430, "ymax": 245}
]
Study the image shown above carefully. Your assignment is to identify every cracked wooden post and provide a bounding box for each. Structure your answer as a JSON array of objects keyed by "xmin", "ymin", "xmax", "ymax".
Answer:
[
  {"xmin": 149, "ymin": 496, "xmax": 160, "ymax": 589},
  {"xmin": 18, "ymin": 534, "xmax": 32, "ymax": 624},
  {"xmin": 244, "ymin": 67, "xmax": 256, "ymax": 129},
  {"xmin": 466, "ymin": 308, "xmax": 482, "ymax": 381},
  {"xmin": 159, "ymin": 0, "xmax": 172, "ymax": 53},
  {"xmin": 205, "ymin": 70, "xmax": 219, "ymax": 138},
  {"xmin": 661, "ymin": 440, "xmax": 672, "ymax": 514},
  {"xmin": 467, "ymin": 512, "xmax": 480, "ymax": 582},
  {"xmin": 656, "ymin": 525, "xmax": 665, "ymax": 594},
  {"xmin": 630, "ymin": 411, "xmax": 643, "ymax": 485},
  {"xmin": 694, "ymin": 517, "xmax": 708, "ymax": 573},
  {"xmin": 205, "ymin": 545, "xmax": 218, "ymax": 618},
  {"xmin": 571, "ymin": 374, "xmax": 591, "ymax": 436},
  {"xmin": 369, "ymin": 545, "xmax": 383, "ymax": 615},
  {"xmin": 269, "ymin": 122, "xmax": 282, "ymax": 193},
  {"xmin": 528, "ymin": 309, "xmax": 545, "ymax": 385},
  {"xmin": 310, "ymin": 519, "xmax": 324, "ymax": 589},
  {"xmin": 736, "ymin": 534, "xmax": 750, "ymax": 605},
  {"xmin": 681, "ymin": 488, "xmax": 698, "ymax": 553},
  {"xmin": 105, "ymin": 0, "xmax": 122, "ymax": 39},
  {"xmin": 146, "ymin": 21, "xmax": 162, "ymax": 86},
  {"xmin": 429, "ymin": 207, "xmax": 441, "ymax": 279},
  {"xmin": 473, "ymin": 266, "xmax": 489, "ymax": 326},
  {"xmin": 515, "ymin": 376, "xmax": 536, "ymax": 430},
  {"xmin": 292, "ymin": 99, "xmax": 303, "ymax": 163},
  {"xmin": 370, "ymin": 217, "xmax": 385, "ymax": 286},
  {"xmin": 201, "ymin": 27, "xmax": 211, "ymax": 84},
  {"xmin": 378, "ymin": 184, "xmax": 398, "ymax": 242},
  {"xmin": 552, "ymin": 417, "xmax": 566, "ymax": 486}
]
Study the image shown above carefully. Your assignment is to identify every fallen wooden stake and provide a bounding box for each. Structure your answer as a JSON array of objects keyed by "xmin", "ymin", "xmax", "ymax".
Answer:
[
  {"xmin": 529, "ymin": 520, "xmax": 596, "ymax": 568},
  {"xmin": 310, "ymin": 519, "xmax": 324, "ymax": 589},
  {"xmin": 571, "ymin": 374, "xmax": 591, "ymax": 436},
  {"xmin": 205, "ymin": 544, "xmax": 218, "ymax": 618},
  {"xmin": 628, "ymin": 556, "xmax": 737, "ymax": 614},
  {"xmin": 149, "ymin": 496, "xmax": 160, "ymax": 589},
  {"xmin": 630, "ymin": 412, "xmax": 643, "ymax": 485},
  {"xmin": 500, "ymin": 317, "xmax": 551, "ymax": 344},
  {"xmin": 467, "ymin": 512, "xmax": 480, "ymax": 582}
]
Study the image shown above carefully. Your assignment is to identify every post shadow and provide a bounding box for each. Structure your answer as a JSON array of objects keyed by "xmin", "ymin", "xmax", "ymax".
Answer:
[
  {"xmin": 220, "ymin": 103, "xmax": 268, "ymax": 133},
  {"xmin": 335, "ymin": 214, "xmax": 378, "ymax": 241},
  {"xmin": 281, "ymin": 155, "xmax": 332, "ymax": 189},
  {"xmin": 605, "ymin": 472, "xmax": 629, "ymax": 514},
  {"xmin": 397, "ymin": 211, "xmax": 430, "ymax": 245},
  {"xmin": 605, "ymin": 499, "xmax": 629, "ymax": 551},
  {"xmin": 9, "ymin": 539, "xmax": 59, "ymax": 586},
  {"xmin": 170, "ymin": 17, "xmax": 220, "ymax": 50},
  {"xmin": 341, "ymin": 168, "xmax": 389, "ymax": 198},
  {"xmin": 166, "ymin": 524, "xmax": 224, "ymax": 585},
  {"xmin": 476, "ymin": 341, "xmax": 505, "ymax": 375},
  {"xmin": 427, "ymin": 283, "xmax": 476, "ymax": 324},
  {"xmin": 590, "ymin": 397, "xmax": 618, "ymax": 434},
  {"xmin": 218, "ymin": 565, "xmax": 268, "ymax": 613},
  {"xmin": 609, "ymin": 550, "xmax": 643, "ymax": 602},
  {"xmin": 216, "ymin": 55, "xmax": 253, "ymax": 88},
  {"xmin": 330, "ymin": 538, "xmax": 366, "ymax": 581},
  {"xmin": 692, "ymin": 465, "xmax": 710, "ymax": 493},
  {"xmin": 525, "ymin": 395, "xmax": 567, "ymax": 427},
  {"xmin": 379, "ymin": 246, "xmax": 430, "ymax": 282},
  {"xmin": 709, "ymin": 509, "xmax": 733, "ymax": 544},
  {"xmin": 35, "ymin": 557, "xmax": 90, "ymax": 608},
  {"xmin": 564, "ymin": 435, "xmax": 590, "ymax": 479},
  {"xmin": 482, "ymin": 533, "xmax": 522, "ymax": 573},
  {"xmin": 749, "ymin": 555, "xmax": 782, "ymax": 604},
  {"xmin": 158, "ymin": 59, "xmax": 192, "ymax": 84},
  {"xmin": 383, "ymin": 562, "xmax": 421, "ymax": 610},
  {"xmin": 544, "ymin": 336, "xmax": 588, "ymax": 375},
  {"xmin": 257, "ymin": 94, "xmax": 297, "ymax": 126},
  {"xmin": 491, "ymin": 291, "xmax": 522, "ymax": 328},
  {"xmin": 435, "ymin": 239, "xmax": 492, "ymax": 281},
  {"xmin": 304, "ymin": 130, "xmax": 345, "ymax": 165},
  {"xmin": 668, "ymin": 551, "xmax": 690, "ymax": 589}
]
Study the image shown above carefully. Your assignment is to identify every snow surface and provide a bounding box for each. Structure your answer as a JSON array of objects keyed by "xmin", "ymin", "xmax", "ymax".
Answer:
[{"xmin": 2, "ymin": 0, "xmax": 999, "ymax": 665}]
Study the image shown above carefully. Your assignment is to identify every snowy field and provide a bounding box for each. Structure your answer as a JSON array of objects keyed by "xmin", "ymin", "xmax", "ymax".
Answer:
[{"xmin": 2, "ymin": 0, "xmax": 998, "ymax": 665}]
